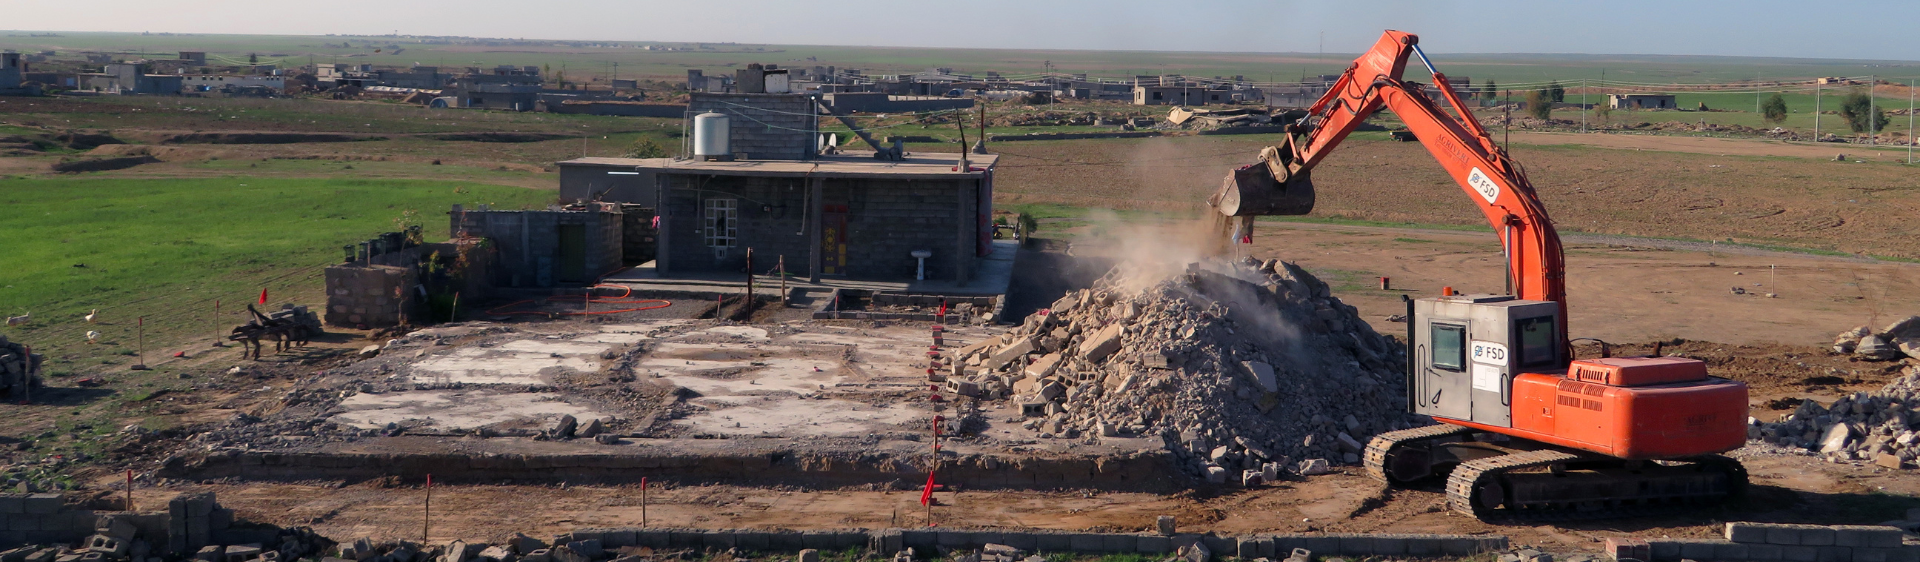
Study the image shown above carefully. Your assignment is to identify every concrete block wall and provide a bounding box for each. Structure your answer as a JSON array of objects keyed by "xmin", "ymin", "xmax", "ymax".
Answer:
[
  {"xmin": 660, "ymin": 175, "xmax": 816, "ymax": 277},
  {"xmin": 0, "ymin": 494, "xmax": 94, "ymax": 549},
  {"xmin": 687, "ymin": 93, "xmax": 817, "ymax": 161},
  {"xmin": 662, "ymin": 175, "xmax": 978, "ymax": 282},
  {"xmin": 564, "ymin": 527, "xmax": 1506, "ymax": 558},
  {"xmin": 1633, "ymin": 523, "xmax": 1915, "ymax": 562},
  {"xmin": 450, "ymin": 209, "xmax": 623, "ymax": 288},
  {"xmin": 323, "ymin": 263, "xmax": 419, "ymax": 328}
]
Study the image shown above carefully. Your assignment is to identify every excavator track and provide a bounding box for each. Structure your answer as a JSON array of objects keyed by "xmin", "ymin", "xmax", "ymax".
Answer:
[
  {"xmin": 1364, "ymin": 423, "xmax": 1479, "ymax": 483},
  {"xmin": 1445, "ymin": 450, "xmax": 1747, "ymax": 522}
]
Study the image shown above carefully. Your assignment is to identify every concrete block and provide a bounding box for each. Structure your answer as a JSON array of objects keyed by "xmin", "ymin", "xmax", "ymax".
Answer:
[
  {"xmin": 1301, "ymin": 536, "xmax": 1340, "ymax": 557},
  {"xmin": 1157, "ymin": 516, "xmax": 1177, "ymax": 536},
  {"xmin": 764, "ymin": 531, "xmax": 802, "ymax": 551},
  {"xmin": 1406, "ymin": 535, "xmax": 1441, "ymax": 557},
  {"xmin": 1103, "ymin": 535, "xmax": 1135, "ymax": 553},
  {"xmin": 797, "ymin": 550, "xmax": 819, "ymax": 562},
  {"xmin": 834, "ymin": 531, "xmax": 868, "ymax": 550},
  {"xmin": 1606, "ymin": 538, "xmax": 1651, "ymax": 562},
  {"xmin": 1339, "ymin": 535, "xmax": 1375, "ymax": 556},
  {"xmin": 1201, "ymin": 535, "xmax": 1235, "ymax": 558},
  {"xmin": 602, "ymin": 529, "xmax": 637, "ymax": 548},
  {"xmin": 195, "ymin": 546, "xmax": 224, "ymax": 562},
  {"xmin": 1729, "ymin": 523, "xmax": 1772, "ymax": 544},
  {"xmin": 1371, "ymin": 535, "xmax": 1408, "ymax": 556},
  {"xmin": 0, "ymin": 497, "xmax": 23, "ymax": 515},
  {"xmin": 1836, "ymin": 527, "xmax": 1902, "ymax": 549},
  {"xmin": 1715, "ymin": 542, "xmax": 1750, "ymax": 562},
  {"xmin": 699, "ymin": 530, "xmax": 735, "ymax": 549},
  {"xmin": 1768, "ymin": 526, "xmax": 1806, "ymax": 546},
  {"xmin": 1802, "ymin": 527, "xmax": 1837, "ymax": 547},
  {"xmin": 805, "ymin": 531, "xmax": 837, "ymax": 549},
  {"xmin": 733, "ymin": 532, "xmax": 767, "ymax": 551},
  {"xmin": 1137, "ymin": 536, "xmax": 1172, "ymax": 554},
  {"xmin": 901, "ymin": 530, "xmax": 935, "ymax": 550},
  {"xmin": 1817, "ymin": 547, "xmax": 1852, "ymax": 562},
  {"xmin": 1481, "ymin": 536, "xmax": 1512, "ymax": 553},
  {"xmin": 1679, "ymin": 540, "xmax": 1723, "ymax": 561},
  {"xmin": 871, "ymin": 529, "xmax": 904, "ymax": 554},
  {"xmin": 1443, "ymin": 537, "xmax": 1479, "ymax": 557},
  {"xmin": 1070, "ymin": 534, "xmax": 1104, "ymax": 552},
  {"xmin": 21, "ymin": 496, "xmax": 60, "ymax": 516},
  {"xmin": 998, "ymin": 532, "xmax": 1037, "ymax": 551},
  {"xmin": 1035, "ymin": 532, "xmax": 1070, "ymax": 553},
  {"xmin": 1855, "ymin": 548, "xmax": 1892, "ymax": 562},
  {"xmin": 634, "ymin": 529, "xmax": 669, "ymax": 549},
  {"xmin": 1650, "ymin": 540, "xmax": 1683, "ymax": 561},
  {"xmin": 667, "ymin": 530, "xmax": 701, "ymax": 549}
]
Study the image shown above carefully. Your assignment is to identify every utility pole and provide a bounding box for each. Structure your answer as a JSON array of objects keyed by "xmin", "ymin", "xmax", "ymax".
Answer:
[
  {"xmin": 1581, "ymin": 78, "xmax": 1587, "ymax": 133},
  {"xmin": 1908, "ymin": 79, "xmax": 1914, "ymax": 164},
  {"xmin": 1869, "ymin": 75, "xmax": 1877, "ymax": 145},
  {"xmin": 1815, "ymin": 80, "xmax": 1822, "ymax": 139}
]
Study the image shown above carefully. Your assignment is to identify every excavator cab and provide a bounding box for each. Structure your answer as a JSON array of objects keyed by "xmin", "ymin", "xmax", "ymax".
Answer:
[{"xmin": 1408, "ymin": 294, "xmax": 1562, "ymax": 428}]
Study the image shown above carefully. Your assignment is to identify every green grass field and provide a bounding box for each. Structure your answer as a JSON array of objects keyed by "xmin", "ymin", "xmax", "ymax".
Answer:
[{"xmin": 0, "ymin": 176, "xmax": 552, "ymax": 365}]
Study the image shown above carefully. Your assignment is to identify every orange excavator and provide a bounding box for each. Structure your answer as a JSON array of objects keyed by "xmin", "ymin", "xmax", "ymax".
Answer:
[{"xmin": 1212, "ymin": 30, "xmax": 1750, "ymax": 520}]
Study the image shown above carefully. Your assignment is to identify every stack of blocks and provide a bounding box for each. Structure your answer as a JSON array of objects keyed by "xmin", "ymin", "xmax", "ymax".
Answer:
[
  {"xmin": 1620, "ymin": 523, "xmax": 1914, "ymax": 562},
  {"xmin": 0, "ymin": 494, "xmax": 98, "ymax": 548}
]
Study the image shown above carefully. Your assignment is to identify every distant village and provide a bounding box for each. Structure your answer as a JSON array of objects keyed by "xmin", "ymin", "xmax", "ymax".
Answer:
[{"xmin": 2, "ymin": 46, "xmax": 1718, "ymax": 116}]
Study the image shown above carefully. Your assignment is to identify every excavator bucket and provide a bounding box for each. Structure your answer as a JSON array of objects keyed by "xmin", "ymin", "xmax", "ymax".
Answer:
[{"xmin": 1210, "ymin": 162, "xmax": 1314, "ymax": 217}]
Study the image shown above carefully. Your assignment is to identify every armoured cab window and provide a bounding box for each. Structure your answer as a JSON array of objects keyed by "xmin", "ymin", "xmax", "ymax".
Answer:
[
  {"xmin": 1515, "ymin": 316, "xmax": 1557, "ymax": 368},
  {"xmin": 1431, "ymin": 323, "xmax": 1466, "ymax": 372}
]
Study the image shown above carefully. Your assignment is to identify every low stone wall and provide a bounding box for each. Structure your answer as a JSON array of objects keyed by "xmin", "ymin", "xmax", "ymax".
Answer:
[
  {"xmin": 563, "ymin": 526, "xmax": 1507, "ymax": 558},
  {"xmin": 1608, "ymin": 523, "xmax": 1917, "ymax": 562},
  {"xmin": 164, "ymin": 448, "xmax": 1177, "ymax": 490}
]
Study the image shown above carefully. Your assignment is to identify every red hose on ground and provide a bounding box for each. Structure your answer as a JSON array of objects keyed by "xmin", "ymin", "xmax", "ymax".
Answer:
[{"xmin": 485, "ymin": 284, "xmax": 672, "ymax": 316}]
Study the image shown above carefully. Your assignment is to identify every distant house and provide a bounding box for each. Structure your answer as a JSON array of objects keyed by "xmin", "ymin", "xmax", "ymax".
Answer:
[
  {"xmin": 1608, "ymin": 94, "xmax": 1676, "ymax": 110},
  {"xmin": 1133, "ymin": 84, "xmax": 1231, "ymax": 106}
]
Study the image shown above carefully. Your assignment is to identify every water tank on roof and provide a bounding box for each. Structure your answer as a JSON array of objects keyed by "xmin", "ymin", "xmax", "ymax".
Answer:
[{"xmin": 693, "ymin": 112, "xmax": 732, "ymax": 161}]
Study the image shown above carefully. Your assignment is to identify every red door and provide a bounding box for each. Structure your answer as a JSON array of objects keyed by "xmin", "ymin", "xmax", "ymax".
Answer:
[{"xmin": 821, "ymin": 205, "xmax": 848, "ymax": 275}]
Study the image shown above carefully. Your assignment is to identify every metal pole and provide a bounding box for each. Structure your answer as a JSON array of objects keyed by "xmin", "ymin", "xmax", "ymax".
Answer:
[
  {"xmin": 134, "ymin": 316, "xmax": 146, "ymax": 370},
  {"xmin": 1909, "ymin": 79, "xmax": 1915, "ymax": 164},
  {"xmin": 211, "ymin": 299, "xmax": 224, "ymax": 347},
  {"xmin": 1581, "ymin": 79, "xmax": 1587, "ymax": 133},
  {"xmin": 641, "ymin": 477, "xmax": 649, "ymax": 527},
  {"xmin": 1870, "ymin": 75, "xmax": 1877, "ymax": 144},
  {"xmin": 1815, "ymin": 81, "xmax": 1822, "ymax": 139},
  {"xmin": 125, "ymin": 470, "xmax": 133, "ymax": 511},
  {"xmin": 423, "ymin": 474, "xmax": 432, "ymax": 544},
  {"xmin": 778, "ymin": 256, "xmax": 787, "ymax": 305},
  {"xmin": 745, "ymin": 248, "xmax": 754, "ymax": 316}
]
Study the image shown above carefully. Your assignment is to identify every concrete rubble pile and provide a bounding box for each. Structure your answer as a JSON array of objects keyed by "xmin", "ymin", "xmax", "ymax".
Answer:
[
  {"xmin": 1832, "ymin": 316, "xmax": 1920, "ymax": 361},
  {"xmin": 942, "ymin": 257, "xmax": 1418, "ymax": 483},
  {"xmin": 1751, "ymin": 363, "xmax": 1920, "ymax": 469},
  {"xmin": 0, "ymin": 334, "xmax": 45, "ymax": 398}
]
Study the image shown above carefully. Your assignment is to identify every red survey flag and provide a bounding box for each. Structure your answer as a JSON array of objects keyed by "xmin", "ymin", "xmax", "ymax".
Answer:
[
  {"xmin": 258, "ymin": 288, "xmax": 268, "ymax": 305},
  {"xmin": 919, "ymin": 471, "xmax": 936, "ymax": 506}
]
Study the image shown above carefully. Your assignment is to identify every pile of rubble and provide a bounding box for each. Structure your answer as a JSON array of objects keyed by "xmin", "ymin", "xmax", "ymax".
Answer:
[
  {"xmin": 1832, "ymin": 316, "xmax": 1920, "ymax": 361},
  {"xmin": 942, "ymin": 258, "xmax": 1418, "ymax": 483},
  {"xmin": 1750, "ymin": 362, "xmax": 1920, "ymax": 469}
]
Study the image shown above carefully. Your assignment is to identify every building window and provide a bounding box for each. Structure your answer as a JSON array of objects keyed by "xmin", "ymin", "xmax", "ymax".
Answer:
[
  {"xmin": 703, "ymin": 198, "xmax": 737, "ymax": 248},
  {"xmin": 1151, "ymin": 91, "xmax": 1162, "ymax": 100}
]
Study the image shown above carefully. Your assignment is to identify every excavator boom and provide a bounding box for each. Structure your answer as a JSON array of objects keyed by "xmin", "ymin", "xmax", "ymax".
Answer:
[{"xmin": 1215, "ymin": 30, "xmax": 1565, "ymax": 322}]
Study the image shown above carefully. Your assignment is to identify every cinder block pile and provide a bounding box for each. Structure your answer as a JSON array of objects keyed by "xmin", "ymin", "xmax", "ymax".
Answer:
[
  {"xmin": 935, "ymin": 257, "xmax": 1417, "ymax": 481},
  {"xmin": 1617, "ymin": 522, "xmax": 1916, "ymax": 562},
  {"xmin": 1750, "ymin": 364, "xmax": 1920, "ymax": 469},
  {"xmin": 0, "ymin": 492, "xmax": 326, "ymax": 562}
]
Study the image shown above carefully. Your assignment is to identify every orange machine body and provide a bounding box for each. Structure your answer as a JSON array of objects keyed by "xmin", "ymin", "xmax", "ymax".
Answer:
[{"xmin": 1445, "ymin": 359, "xmax": 1750, "ymax": 460}]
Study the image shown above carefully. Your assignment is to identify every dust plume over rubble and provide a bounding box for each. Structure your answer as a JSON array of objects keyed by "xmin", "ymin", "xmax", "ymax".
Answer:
[{"xmin": 948, "ymin": 250, "xmax": 1419, "ymax": 483}]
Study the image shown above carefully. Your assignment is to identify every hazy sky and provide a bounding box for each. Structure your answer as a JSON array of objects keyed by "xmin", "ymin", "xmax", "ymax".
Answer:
[{"xmin": 8, "ymin": 0, "xmax": 1917, "ymax": 60}]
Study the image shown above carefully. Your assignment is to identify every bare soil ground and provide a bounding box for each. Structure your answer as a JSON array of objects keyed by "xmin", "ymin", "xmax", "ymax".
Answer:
[{"xmin": 986, "ymin": 133, "xmax": 1920, "ymax": 260}]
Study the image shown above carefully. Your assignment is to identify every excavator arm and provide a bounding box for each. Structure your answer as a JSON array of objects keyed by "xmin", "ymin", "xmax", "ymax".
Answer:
[{"xmin": 1215, "ymin": 30, "xmax": 1566, "ymax": 321}]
